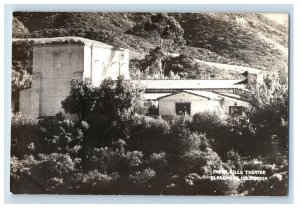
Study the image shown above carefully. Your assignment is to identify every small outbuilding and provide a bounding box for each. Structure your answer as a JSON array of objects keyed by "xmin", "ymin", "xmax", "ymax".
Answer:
[
  {"xmin": 158, "ymin": 90, "xmax": 223, "ymax": 116},
  {"xmin": 139, "ymin": 79, "xmax": 251, "ymax": 117}
]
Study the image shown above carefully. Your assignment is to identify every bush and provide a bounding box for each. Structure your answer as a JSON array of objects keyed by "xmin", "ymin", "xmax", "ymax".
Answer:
[
  {"xmin": 70, "ymin": 170, "xmax": 120, "ymax": 194},
  {"xmin": 148, "ymin": 152, "xmax": 168, "ymax": 170},
  {"xmin": 238, "ymin": 159, "xmax": 288, "ymax": 196},
  {"xmin": 146, "ymin": 105, "xmax": 159, "ymax": 116},
  {"xmin": 248, "ymin": 73, "xmax": 288, "ymax": 153},
  {"xmin": 179, "ymin": 173, "xmax": 240, "ymax": 195},
  {"xmin": 11, "ymin": 153, "xmax": 81, "ymax": 194},
  {"xmin": 128, "ymin": 115, "xmax": 170, "ymax": 155},
  {"xmin": 85, "ymin": 146, "xmax": 123, "ymax": 173},
  {"xmin": 37, "ymin": 118, "xmax": 85, "ymax": 156},
  {"xmin": 181, "ymin": 132, "xmax": 209, "ymax": 152},
  {"xmin": 190, "ymin": 112, "xmax": 261, "ymax": 157},
  {"xmin": 190, "ymin": 112, "xmax": 225, "ymax": 135},
  {"xmin": 174, "ymin": 143, "xmax": 240, "ymax": 195},
  {"xmin": 11, "ymin": 113, "xmax": 40, "ymax": 158},
  {"xmin": 128, "ymin": 168, "xmax": 156, "ymax": 185},
  {"xmin": 225, "ymin": 149, "xmax": 243, "ymax": 170}
]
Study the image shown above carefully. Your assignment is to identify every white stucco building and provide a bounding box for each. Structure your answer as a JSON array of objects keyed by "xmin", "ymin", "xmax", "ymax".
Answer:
[
  {"xmin": 135, "ymin": 79, "xmax": 250, "ymax": 117},
  {"xmin": 15, "ymin": 37, "xmax": 130, "ymax": 118}
]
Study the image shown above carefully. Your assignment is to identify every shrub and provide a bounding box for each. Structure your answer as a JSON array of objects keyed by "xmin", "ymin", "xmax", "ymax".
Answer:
[
  {"xmin": 180, "ymin": 148, "xmax": 223, "ymax": 175},
  {"xmin": 167, "ymin": 115, "xmax": 192, "ymax": 135},
  {"xmin": 10, "ymin": 155, "xmax": 39, "ymax": 193},
  {"xmin": 11, "ymin": 113, "xmax": 40, "ymax": 158},
  {"xmin": 38, "ymin": 118, "xmax": 85, "ymax": 156},
  {"xmin": 248, "ymin": 73, "xmax": 288, "ymax": 153},
  {"xmin": 146, "ymin": 105, "xmax": 159, "ymax": 116},
  {"xmin": 11, "ymin": 153, "xmax": 81, "ymax": 194},
  {"xmin": 85, "ymin": 146, "xmax": 124, "ymax": 173},
  {"xmin": 180, "ymin": 172, "xmax": 240, "ymax": 195},
  {"xmin": 190, "ymin": 112, "xmax": 225, "ymax": 135},
  {"xmin": 181, "ymin": 132, "xmax": 209, "ymax": 152},
  {"xmin": 70, "ymin": 170, "xmax": 120, "ymax": 194},
  {"xmin": 128, "ymin": 168, "xmax": 156, "ymax": 185},
  {"xmin": 225, "ymin": 149, "xmax": 243, "ymax": 170},
  {"xmin": 128, "ymin": 115, "xmax": 170, "ymax": 155},
  {"xmin": 174, "ymin": 147, "xmax": 240, "ymax": 195},
  {"xmin": 148, "ymin": 152, "xmax": 168, "ymax": 170},
  {"xmin": 238, "ymin": 158, "xmax": 288, "ymax": 196},
  {"xmin": 125, "ymin": 151, "xmax": 143, "ymax": 167}
]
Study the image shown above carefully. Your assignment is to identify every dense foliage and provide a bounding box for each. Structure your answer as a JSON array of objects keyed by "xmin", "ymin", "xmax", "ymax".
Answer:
[
  {"xmin": 11, "ymin": 77, "xmax": 288, "ymax": 195},
  {"xmin": 130, "ymin": 51, "xmax": 244, "ymax": 80}
]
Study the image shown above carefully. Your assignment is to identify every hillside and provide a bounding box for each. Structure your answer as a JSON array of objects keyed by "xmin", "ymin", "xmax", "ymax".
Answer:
[
  {"xmin": 172, "ymin": 13, "xmax": 288, "ymax": 72},
  {"xmin": 12, "ymin": 12, "xmax": 288, "ymax": 79}
]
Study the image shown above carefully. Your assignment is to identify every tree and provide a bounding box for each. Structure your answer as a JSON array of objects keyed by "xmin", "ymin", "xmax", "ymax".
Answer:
[
  {"xmin": 61, "ymin": 77, "xmax": 94, "ymax": 121},
  {"xmin": 248, "ymin": 72, "xmax": 288, "ymax": 152},
  {"xmin": 61, "ymin": 76, "xmax": 145, "ymax": 120},
  {"xmin": 12, "ymin": 63, "xmax": 31, "ymax": 92},
  {"xmin": 86, "ymin": 76, "xmax": 146, "ymax": 145},
  {"xmin": 61, "ymin": 76, "xmax": 146, "ymax": 145},
  {"xmin": 138, "ymin": 47, "xmax": 166, "ymax": 78},
  {"xmin": 95, "ymin": 76, "xmax": 146, "ymax": 117},
  {"xmin": 144, "ymin": 13, "xmax": 185, "ymax": 50},
  {"xmin": 143, "ymin": 13, "xmax": 186, "ymax": 77}
]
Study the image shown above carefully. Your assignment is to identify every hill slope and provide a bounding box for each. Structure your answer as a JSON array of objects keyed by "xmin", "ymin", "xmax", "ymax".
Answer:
[{"xmin": 12, "ymin": 12, "xmax": 288, "ymax": 79}]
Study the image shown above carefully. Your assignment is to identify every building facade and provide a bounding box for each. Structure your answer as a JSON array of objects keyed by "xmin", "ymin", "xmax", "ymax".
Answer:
[
  {"xmin": 137, "ymin": 79, "xmax": 250, "ymax": 117},
  {"xmin": 16, "ymin": 37, "xmax": 129, "ymax": 118}
]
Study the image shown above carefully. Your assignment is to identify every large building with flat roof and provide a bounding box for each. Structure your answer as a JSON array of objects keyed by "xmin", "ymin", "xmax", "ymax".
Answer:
[{"xmin": 14, "ymin": 37, "xmax": 130, "ymax": 118}]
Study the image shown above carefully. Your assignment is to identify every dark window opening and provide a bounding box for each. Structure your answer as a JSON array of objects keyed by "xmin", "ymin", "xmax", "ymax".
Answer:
[
  {"xmin": 229, "ymin": 106, "xmax": 243, "ymax": 116},
  {"xmin": 14, "ymin": 101, "xmax": 20, "ymax": 113},
  {"xmin": 175, "ymin": 102, "xmax": 191, "ymax": 115}
]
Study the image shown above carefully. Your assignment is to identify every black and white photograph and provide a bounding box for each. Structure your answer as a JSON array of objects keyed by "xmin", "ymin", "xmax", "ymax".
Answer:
[{"xmin": 10, "ymin": 11, "xmax": 289, "ymax": 196}]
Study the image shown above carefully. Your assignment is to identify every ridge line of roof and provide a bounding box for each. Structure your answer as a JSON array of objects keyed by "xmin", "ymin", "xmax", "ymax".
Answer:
[
  {"xmin": 12, "ymin": 36, "xmax": 120, "ymax": 49},
  {"xmin": 216, "ymin": 92, "xmax": 248, "ymax": 102},
  {"xmin": 157, "ymin": 90, "xmax": 219, "ymax": 100}
]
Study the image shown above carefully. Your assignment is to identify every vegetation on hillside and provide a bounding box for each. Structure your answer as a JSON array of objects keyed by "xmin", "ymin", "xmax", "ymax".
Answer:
[
  {"xmin": 11, "ymin": 76, "xmax": 288, "ymax": 195},
  {"xmin": 12, "ymin": 12, "xmax": 288, "ymax": 81},
  {"xmin": 130, "ymin": 48, "xmax": 244, "ymax": 80}
]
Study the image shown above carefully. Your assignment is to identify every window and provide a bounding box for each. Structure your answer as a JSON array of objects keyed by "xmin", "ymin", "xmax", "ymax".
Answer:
[
  {"xmin": 229, "ymin": 106, "xmax": 243, "ymax": 116},
  {"xmin": 14, "ymin": 101, "xmax": 20, "ymax": 113},
  {"xmin": 175, "ymin": 102, "xmax": 191, "ymax": 115}
]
